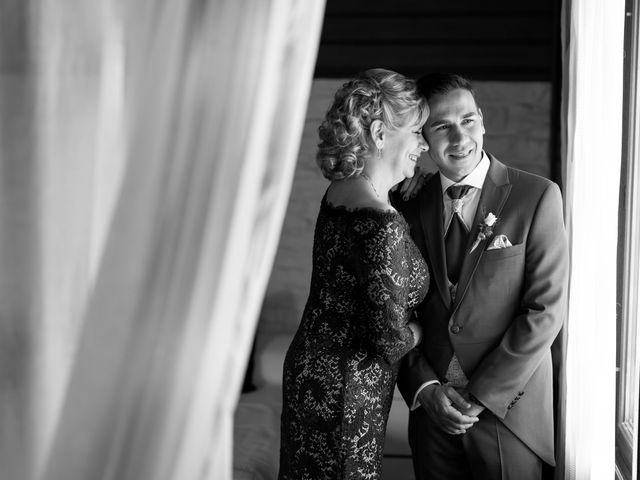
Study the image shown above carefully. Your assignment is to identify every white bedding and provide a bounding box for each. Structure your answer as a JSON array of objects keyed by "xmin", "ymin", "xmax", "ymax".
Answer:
[{"xmin": 233, "ymin": 379, "xmax": 283, "ymax": 480}]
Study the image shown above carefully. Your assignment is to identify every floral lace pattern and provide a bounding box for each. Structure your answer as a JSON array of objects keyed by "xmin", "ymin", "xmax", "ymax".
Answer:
[{"xmin": 278, "ymin": 196, "xmax": 429, "ymax": 480}]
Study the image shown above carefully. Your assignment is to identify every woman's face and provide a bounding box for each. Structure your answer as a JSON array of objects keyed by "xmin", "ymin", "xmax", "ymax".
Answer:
[{"xmin": 383, "ymin": 116, "xmax": 429, "ymax": 181}]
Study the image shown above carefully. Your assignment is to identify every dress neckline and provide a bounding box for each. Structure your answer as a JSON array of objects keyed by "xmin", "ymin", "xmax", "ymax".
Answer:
[{"xmin": 321, "ymin": 192, "xmax": 407, "ymax": 225}]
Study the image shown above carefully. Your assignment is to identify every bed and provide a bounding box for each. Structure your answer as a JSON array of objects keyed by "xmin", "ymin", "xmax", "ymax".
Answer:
[
  {"xmin": 233, "ymin": 334, "xmax": 290, "ymax": 480},
  {"xmin": 232, "ymin": 332, "xmax": 413, "ymax": 479}
]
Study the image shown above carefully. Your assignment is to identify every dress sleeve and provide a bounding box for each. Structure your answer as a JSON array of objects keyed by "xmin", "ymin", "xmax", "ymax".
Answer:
[{"xmin": 351, "ymin": 216, "xmax": 417, "ymax": 365}]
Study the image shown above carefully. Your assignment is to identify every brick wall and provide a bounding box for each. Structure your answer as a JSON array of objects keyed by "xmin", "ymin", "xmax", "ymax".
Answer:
[{"xmin": 259, "ymin": 79, "xmax": 551, "ymax": 336}]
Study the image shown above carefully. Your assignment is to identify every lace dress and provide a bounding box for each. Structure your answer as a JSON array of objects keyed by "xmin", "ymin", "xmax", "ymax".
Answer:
[{"xmin": 278, "ymin": 195, "xmax": 429, "ymax": 480}]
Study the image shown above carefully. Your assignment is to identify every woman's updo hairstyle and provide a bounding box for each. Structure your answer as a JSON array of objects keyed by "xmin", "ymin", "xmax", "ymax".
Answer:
[{"xmin": 316, "ymin": 68, "xmax": 428, "ymax": 180}]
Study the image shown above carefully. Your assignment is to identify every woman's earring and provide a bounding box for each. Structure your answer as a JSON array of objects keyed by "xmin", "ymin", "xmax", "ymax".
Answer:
[{"xmin": 377, "ymin": 147, "xmax": 382, "ymax": 160}]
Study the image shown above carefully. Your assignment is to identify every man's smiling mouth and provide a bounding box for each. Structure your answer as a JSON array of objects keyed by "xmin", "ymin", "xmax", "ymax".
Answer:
[{"xmin": 448, "ymin": 149, "xmax": 473, "ymax": 159}]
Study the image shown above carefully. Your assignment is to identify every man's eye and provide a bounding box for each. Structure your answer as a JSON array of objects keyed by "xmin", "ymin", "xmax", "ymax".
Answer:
[{"xmin": 435, "ymin": 125, "xmax": 449, "ymax": 131}]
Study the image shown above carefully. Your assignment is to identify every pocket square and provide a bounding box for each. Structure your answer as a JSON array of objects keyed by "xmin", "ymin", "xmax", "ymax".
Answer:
[{"xmin": 487, "ymin": 234, "xmax": 512, "ymax": 250}]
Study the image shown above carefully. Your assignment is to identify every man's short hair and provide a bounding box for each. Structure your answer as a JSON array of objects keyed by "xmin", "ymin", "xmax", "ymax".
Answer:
[{"xmin": 416, "ymin": 73, "xmax": 477, "ymax": 105}]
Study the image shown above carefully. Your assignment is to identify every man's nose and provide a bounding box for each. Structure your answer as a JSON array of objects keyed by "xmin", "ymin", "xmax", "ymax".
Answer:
[{"xmin": 448, "ymin": 125, "xmax": 465, "ymax": 144}]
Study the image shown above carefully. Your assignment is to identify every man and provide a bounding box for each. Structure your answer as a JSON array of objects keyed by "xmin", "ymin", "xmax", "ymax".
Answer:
[{"xmin": 395, "ymin": 73, "xmax": 568, "ymax": 479}]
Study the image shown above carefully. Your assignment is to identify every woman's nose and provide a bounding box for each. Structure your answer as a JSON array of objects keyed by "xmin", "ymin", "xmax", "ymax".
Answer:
[{"xmin": 419, "ymin": 135, "xmax": 429, "ymax": 151}]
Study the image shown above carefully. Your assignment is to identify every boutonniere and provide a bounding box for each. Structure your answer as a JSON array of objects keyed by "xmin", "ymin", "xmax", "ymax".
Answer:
[{"xmin": 469, "ymin": 212, "xmax": 498, "ymax": 253}]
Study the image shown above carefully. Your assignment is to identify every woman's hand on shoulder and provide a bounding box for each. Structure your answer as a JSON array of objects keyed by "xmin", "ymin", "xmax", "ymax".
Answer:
[{"xmin": 396, "ymin": 166, "xmax": 433, "ymax": 201}]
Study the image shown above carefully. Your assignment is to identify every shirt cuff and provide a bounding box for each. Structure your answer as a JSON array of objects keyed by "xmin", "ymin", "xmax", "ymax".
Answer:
[
  {"xmin": 410, "ymin": 380, "xmax": 441, "ymax": 410},
  {"xmin": 468, "ymin": 391, "xmax": 483, "ymax": 407}
]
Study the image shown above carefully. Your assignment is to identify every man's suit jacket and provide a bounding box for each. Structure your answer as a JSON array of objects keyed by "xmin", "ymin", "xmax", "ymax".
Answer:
[{"xmin": 396, "ymin": 155, "xmax": 569, "ymax": 466}]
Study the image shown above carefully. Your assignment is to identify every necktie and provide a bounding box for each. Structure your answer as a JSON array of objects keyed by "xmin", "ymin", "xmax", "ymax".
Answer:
[{"xmin": 445, "ymin": 185, "xmax": 472, "ymax": 284}]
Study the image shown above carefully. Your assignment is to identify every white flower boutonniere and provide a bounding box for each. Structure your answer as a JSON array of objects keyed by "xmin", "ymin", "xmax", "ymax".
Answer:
[{"xmin": 469, "ymin": 212, "xmax": 498, "ymax": 253}]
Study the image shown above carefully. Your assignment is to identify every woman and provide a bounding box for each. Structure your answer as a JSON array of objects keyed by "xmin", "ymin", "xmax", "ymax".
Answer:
[{"xmin": 278, "ymin": 69, "xmax": 430, "ymax": 480}]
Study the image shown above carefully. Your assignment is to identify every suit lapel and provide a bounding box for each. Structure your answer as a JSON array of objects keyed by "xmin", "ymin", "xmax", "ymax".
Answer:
[
  {"xmin": 453, "ymin": 156, "xmax": 512, "ymax": 310},
  {"xmin": 419, "ymin": 174, "xmax": 450, "ymax": 306}
]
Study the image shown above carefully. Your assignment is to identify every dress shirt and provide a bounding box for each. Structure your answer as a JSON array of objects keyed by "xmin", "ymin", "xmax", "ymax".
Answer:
[
  {"xmin": 440, "ymin": 152, "xmax": 490, "ymax": 236},
  {"xmin": 411, "ymin": 152, "xmax": 490, "ymax": 410}
]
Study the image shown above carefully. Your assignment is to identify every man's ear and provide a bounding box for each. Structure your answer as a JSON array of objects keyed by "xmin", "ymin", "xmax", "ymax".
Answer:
[
  {"xmin": 478, "ymin": 107, "xmax": 486, "ymax": 135},
  {"xmin": 370, "ymin": 120, "xmax": 385, "ymax": 149}
]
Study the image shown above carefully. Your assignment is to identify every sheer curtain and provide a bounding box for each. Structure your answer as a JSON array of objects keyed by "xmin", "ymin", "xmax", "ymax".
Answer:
[
  {"xmin": 0, "ymin": 1, "xmax": 325, "ymax": 479},
  {"xmin": 558, "ymin": 0, "xmax": 625, "ymax": 478}
]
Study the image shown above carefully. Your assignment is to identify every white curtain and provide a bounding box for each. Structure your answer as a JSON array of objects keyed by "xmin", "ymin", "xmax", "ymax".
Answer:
[
  {"xmin": 558, "ymin": 0, "xmax": 625, "ymax": 478},
  {"xmin": 0, "ymin": 0, "xmax": 325, "ymax": 479}
]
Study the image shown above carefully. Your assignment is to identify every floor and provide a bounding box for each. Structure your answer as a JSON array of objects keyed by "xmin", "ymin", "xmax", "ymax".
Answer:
[
  {"xmin": 382, "ymin": 456, "xmax": 415, "ymax": 479},
  {"xmin": 383, "ymin": 388, "xmax": 415, "ymax": 479}
]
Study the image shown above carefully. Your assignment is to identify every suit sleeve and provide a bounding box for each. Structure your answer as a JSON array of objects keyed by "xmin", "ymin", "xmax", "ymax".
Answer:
[
  {"xmin": 467, "ymin": 182, "xmax": 569, "ymax": 418},
  {"xmin": 397, "ymin": 349, "xmax": 439, "ymax": 408}
]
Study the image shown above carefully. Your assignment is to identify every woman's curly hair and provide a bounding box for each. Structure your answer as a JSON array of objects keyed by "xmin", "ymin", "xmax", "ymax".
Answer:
[{"xmin": 316, "ymin": 68, "xmax": 428, "ymax": 180}]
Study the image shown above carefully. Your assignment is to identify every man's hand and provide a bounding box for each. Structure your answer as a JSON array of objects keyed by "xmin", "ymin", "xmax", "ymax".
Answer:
[
  {"xmin": 458, "ymin": 393, "xmax": 485, "ymax": 418},
  {"xmin": 396, "ymin": 167, "xmax": 432, "ymax": 200},
  {"xmin": 417, "ymin": 384, "xmax": 480, "ymax": 435}
]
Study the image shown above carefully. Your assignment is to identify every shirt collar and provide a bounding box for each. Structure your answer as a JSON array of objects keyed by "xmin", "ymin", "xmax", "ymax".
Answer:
[{"xmin": 440, "ymin": 151, "xmax": 490, "ymax": 195}]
